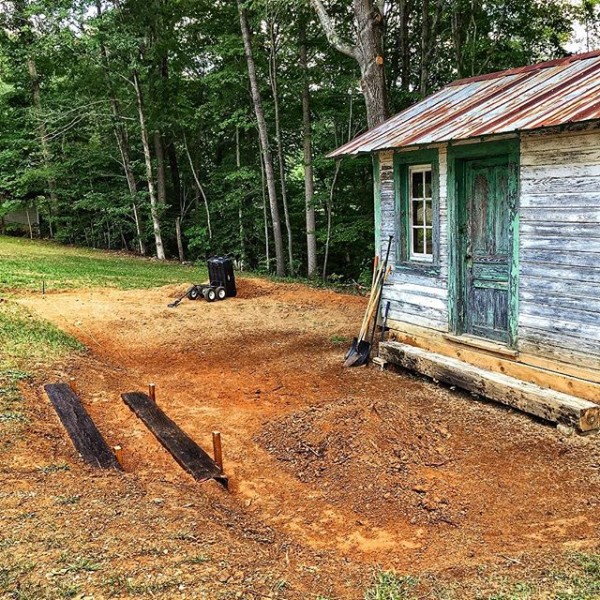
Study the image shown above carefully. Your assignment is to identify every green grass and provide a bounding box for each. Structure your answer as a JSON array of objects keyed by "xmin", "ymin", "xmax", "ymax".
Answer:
[
  {"xmin": 364, "ymin": 572, "xmax": 418, "ymax": 600},
  {"xmin": 362, "ymin": 553, "xmax": 600, "ymax": 599},
  {"xmin": 0, "ymin": 236, "xmax": 202, "ymax": 292},
  {"xmin": 0, "ymin": 302, "xmax": 84, "ymax": 448}
]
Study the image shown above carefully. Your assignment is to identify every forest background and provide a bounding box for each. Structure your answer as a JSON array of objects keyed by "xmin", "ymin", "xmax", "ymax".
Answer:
[{"xmin": 0, "ymin": 0, "xmax": 598, "ymax": 282}]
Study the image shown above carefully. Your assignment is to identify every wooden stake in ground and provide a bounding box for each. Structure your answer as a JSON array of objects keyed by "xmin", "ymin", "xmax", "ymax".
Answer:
[
  {"xmin": 212, "ymin": 431, "xmax": 223, "ymax": 472},
  {"xmin": 148, "ymin": 383, "xmax": 156, "ymax": 402}
]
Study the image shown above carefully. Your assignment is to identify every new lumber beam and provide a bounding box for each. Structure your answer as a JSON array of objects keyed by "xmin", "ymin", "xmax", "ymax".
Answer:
[
  {"xmin": 44, "ymin": 383, "xmax": 121, "ymax": 469},
  {"xmin": 121, "ymin": 392, "xmax": 227, "ymax": 486},
  {"xmin": 379, "ymin": 342, "xmax": 600, "ymax": 432}
]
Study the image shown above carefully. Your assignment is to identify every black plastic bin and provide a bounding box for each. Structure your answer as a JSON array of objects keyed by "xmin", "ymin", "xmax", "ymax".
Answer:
[{"xmin": 207, "ymin": 256, "xmax": 237, "ymax": 298}]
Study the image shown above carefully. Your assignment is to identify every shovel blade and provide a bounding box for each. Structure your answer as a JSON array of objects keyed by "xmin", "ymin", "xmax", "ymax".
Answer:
[
  {"xmin": 343, "ymin": 340, "xmax": 371, "ymax": 368},
  {"xmin": 344, "ymin": 337, "xmax": 359, "ymax": 360}
]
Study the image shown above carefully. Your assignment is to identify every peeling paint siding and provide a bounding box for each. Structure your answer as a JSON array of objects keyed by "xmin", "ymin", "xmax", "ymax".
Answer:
[
  {"xmin": 377, "ymin": 147, "xmax": 450, "ymax": 332},
  {"xmin": 519, "ymin": 129, "xmax": 600, "ymax": 369}
]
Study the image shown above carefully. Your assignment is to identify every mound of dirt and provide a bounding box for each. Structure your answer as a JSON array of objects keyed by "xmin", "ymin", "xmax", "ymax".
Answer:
[{"xmin": 257, "ymin": 395, "xmax": 469, "ymax": 528}]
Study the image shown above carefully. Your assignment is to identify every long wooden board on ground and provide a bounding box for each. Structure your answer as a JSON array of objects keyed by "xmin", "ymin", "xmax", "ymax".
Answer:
[
  {"xmin": 379, "ymin": 341, "xmax": 600, "ymax": 433},
  {"xmin": 121, "ymin": 392, "xmax": 227, "ymax": 487},
  {"xmin": 44, "ymin": 383, "xmax": 122, "ymax": 469}
]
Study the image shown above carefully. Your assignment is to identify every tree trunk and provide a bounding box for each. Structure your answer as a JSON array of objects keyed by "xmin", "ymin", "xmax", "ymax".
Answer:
[
  {"xmin": 311, "ymin": 0, "xmax": 390, "ymax": 128},
  {"xmin": 154, "ymin": 131, "xmax": 167, "ymax": 205},
  {"xmin": 322, "ymin": 160, "xmax": 341, "ymax": 281},
  {"xmin": 420, "ymin": 0, "xmax": 443, "ymax": 96},
  {"xmin": 175, "ymin": 217, "xmax": 184, "ymax": 262},
  {"xmin": 183, "ymin": 135, "xmax": 212, "ymax": 240},
  {"xmin": 96, "ymin": 0, "xmax": 146, "ymax": 255},
  {"xmin": 237, "ymin": 0, "xmax": 285, "ymax": 276},
  {"xmin": 268, "ymin": 18, "xmax": 294, "ymax": 275},
  {"xmin": 235, "ymin": 126, "xmax": 246, "ymax": 267},
  {"xmin": 166, "ymin": 140, "xmax": 183, "ymax": 209},
  {"xmin": 399, "ymin": 0, "xmax": 411, "ymax": 91},
  {"xmin": 260, "ymin": 155, "xmax": 270, "ymax": 270},
  {"xmin": 299, "ymin": 22, "xmax": 317, "ymax": 278},
  {"xmin": 132, "ymin": 69, "xmax": 165, "ymax": 260}
]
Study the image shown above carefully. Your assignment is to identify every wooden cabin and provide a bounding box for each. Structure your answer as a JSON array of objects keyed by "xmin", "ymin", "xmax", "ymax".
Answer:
[
  {"xmin": 1, "ymin": 206, "xmax": 39, "ymax": 236},
  {"xmin": 331, "ymin": 51, "xmax": 600, "ymax": 433}
]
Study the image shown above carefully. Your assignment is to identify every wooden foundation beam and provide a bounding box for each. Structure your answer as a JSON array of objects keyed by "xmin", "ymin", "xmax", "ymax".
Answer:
[
  {"xmin": 379, "ymin": 342, "xmax": 600, "ymax": 432},
  {"xmin": 121, "ymin": 391, "xmax": 227, "ymax": 487},
  {"xmin": 44, "ymin": 383, "xmax": 122, "ymax": 469}
]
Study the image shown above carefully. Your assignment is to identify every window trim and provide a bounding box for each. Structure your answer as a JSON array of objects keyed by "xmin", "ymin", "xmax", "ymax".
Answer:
[
  {"xmin": 394, "ymin": 148, "xmax": 440, "ymax": 273},
  {"xmin": 407, "ymin": 164, "xmax": 434, "ymax": 263}
]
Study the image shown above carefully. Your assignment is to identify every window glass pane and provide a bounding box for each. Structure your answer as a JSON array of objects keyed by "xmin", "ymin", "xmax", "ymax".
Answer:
[
  {"xmin": 412, "ymin": 171, "xmax": 424, "ymax": 198},
  {"xmin": 425, "ymin": 170, "xmax": 432, "ymax": 198},
  {"xmin": 425, "ymin": 200, "xmax": 433, "ymax": 225},
  {"xmin": 413, "ymin": 228, "xmax": 424, "ymax": 254},
  {"xmin": 412, "ymin": 200, "xmax": 423, "ymax": 225},
  {"xmin": 425, "ymin": 229, "xmax": 433, "ymax": 255}
]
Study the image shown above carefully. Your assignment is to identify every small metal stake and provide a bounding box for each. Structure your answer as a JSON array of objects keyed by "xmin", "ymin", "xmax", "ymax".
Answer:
[
  {"xmin": 148, "ymin": 383, "xmax": 156, "ymax": 402},
  {"xmin": 69, "ymin": 378, "xmax": 77, "ymax": 394},
  {"xmin": 42, "ymin": 280, "xmax": 45, "ymax": 296},
  {"xmin": 113, "ymin": 445, "xmax": 123, "ymax": 467},
  {"xmin": 212, "ymin": 431, "xmax": 223, "ymax": 472}
]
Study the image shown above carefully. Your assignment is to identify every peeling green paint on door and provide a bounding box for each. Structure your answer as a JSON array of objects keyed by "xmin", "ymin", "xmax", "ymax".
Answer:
[{"xmin": 447, "ymin": 140, "xmax": 520, "ymax": 347}]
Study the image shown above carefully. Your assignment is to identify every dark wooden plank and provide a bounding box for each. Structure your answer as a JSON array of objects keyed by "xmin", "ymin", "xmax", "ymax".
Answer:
[
  {"xmin": 44, "ymin": 383, "xmax": 121, "ymax": 470},
  {"xmin": 121, "ymin": 392, "xmax": 226, "ymax": 486}
]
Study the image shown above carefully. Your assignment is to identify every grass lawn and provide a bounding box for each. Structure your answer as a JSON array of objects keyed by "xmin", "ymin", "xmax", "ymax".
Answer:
[
  {"xmin": 0, "ymin": 235, "xmax": 203, "ymax": 292},
  {"xmin": 0, "ymin": 301, "xmax": 83, "ymax": 451}
]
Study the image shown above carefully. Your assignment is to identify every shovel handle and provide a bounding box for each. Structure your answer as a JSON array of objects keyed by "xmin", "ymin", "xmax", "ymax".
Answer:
[
  {"xmin": 359, "ymin": 265, "xmax": 391, "ymax": 343},
  {"xmin": 371, "ymin": 255, "xmax": 379, "ymax": 290},
  {"xmin": 358, "ymin": 262, "xmax": 387, "ymax": 340}
]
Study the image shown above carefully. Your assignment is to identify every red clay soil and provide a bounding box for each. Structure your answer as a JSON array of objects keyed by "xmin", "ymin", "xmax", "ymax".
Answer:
[{"xmin": 7, "ymin": 277, "xmax": 600, "ymax": 597}]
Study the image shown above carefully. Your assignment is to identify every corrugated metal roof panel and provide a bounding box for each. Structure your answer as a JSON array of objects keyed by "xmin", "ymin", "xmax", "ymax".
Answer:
[{"xmin": 329, "ymin": 50, "xmax": 600, "ymax": 157}]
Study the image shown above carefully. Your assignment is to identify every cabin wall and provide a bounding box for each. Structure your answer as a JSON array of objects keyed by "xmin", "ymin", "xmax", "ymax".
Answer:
[
  {"xmin": 519, "ymin": 129, "xmax": 600, "ymax": 370},
  {"xmin": 2, "ymin": 208, "xmax": 39, "ymax": 229},
  {"xmin": 378, "ymin": 147, "xmax": 449, "ymax": 332}
]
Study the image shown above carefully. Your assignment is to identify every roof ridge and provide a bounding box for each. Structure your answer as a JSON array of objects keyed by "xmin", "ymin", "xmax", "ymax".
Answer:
[{"xmin": 447, "ymin": 49, "xmax": 600, "ymax": 87}]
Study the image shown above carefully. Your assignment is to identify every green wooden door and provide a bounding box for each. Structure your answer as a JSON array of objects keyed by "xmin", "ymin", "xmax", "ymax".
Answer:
[{"xmin": 463, "ymin": 156, "xmax": 511, "ymax": 343}]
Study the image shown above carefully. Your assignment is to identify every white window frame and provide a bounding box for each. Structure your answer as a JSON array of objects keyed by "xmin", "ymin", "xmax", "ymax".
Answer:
[{"xmin": 408, "ymin": 164, "xmax": 434, "ymax": 263}]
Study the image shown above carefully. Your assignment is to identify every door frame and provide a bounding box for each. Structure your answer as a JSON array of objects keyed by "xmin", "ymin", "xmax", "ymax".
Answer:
[{"xmin": 447, "ymin": 138, "xmax": 520, "ymax": 348}]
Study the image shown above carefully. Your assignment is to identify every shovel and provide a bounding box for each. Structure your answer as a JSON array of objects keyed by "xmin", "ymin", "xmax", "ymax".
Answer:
[
  {"xmin": 168, "ymin": 286, "xmax": 195, "ymax": 308},
  {"xmin": 343, "ymin": 235, "xmax": 393, "ymax": 367},
  {"xmin": 343, "ymin": 266, "xmax": 390, "ymax": 367}
]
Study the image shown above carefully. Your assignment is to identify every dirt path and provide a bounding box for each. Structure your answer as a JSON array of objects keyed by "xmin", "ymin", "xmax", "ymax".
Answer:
[{"xmin": 12, "ymin": 277, "xmax": 600, "ymax": 596}]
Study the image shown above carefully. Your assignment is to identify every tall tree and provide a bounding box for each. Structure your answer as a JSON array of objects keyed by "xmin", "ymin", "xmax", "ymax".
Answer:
[
  {"xmin": 237, "ymin": 0, "xmax": 285, "ymax": 276},
  {"xmin": 310, "ymin": 0, "xmax": 391, "ymax": 128},
  {"xmin": 299, "ymin": 19, "xmax": 317, "ymax": 278}
]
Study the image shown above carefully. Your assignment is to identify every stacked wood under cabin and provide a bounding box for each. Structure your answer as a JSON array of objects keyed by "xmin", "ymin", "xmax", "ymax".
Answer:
[{"xmin": 375, "ymin": 125, "xmax": 600, "ymax": 432}]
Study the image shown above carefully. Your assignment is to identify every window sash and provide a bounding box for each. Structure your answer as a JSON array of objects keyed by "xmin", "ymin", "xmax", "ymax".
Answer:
[{"xmin": 408, "ymin": 165, "xmax": 433, "ymax": 262}]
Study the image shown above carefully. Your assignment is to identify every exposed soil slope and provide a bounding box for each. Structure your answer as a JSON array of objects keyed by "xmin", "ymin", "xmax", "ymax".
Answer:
[{"xmin": 4, "ymin": 276, "xmax": 598, "ymax": 598}]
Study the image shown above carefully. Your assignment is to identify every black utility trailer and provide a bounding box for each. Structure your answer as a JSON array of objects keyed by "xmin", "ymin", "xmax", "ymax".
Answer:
[{"xmin": 169, "ymin": 256, "xmax": 237, "ymax": 307}]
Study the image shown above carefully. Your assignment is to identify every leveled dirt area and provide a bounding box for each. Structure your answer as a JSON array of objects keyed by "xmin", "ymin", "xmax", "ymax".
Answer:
[{"xmin": 4, "ymin": 277, "xmax": 600, "ymax": 598}]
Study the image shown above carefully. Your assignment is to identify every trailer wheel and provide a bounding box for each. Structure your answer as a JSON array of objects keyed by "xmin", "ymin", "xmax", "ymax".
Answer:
[
  {"xmin": 188, "ymin": 286, "xmax": 201, "ymax": 301},
  {"xmin": 205, "ymin": 288, "xmax": 217, "ymax": 302},
  {"xmin": 216, "ymin": 286, "xmax": 226, "ymax": 301}
]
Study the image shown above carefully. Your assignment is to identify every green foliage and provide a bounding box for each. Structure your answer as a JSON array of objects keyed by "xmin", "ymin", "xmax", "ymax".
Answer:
[{"xmin": 0, "ymin": 0, "xmax": 581, "ymax": 282}]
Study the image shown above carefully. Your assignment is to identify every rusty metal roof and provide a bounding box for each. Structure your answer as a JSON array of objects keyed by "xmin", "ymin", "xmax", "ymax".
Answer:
[{"xmin": 329, "ymin": 50, "xmax": 600, "ymax": 157}]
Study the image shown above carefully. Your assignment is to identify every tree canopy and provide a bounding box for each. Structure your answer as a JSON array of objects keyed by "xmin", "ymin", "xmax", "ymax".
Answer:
[{"xmin": 0, "ymin": 0, "xmax": 587, "ymax": 281}]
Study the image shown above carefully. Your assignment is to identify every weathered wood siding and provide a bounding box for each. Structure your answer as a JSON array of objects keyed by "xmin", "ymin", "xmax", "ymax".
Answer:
[
  {"xmin": 378, "ymin": 147, "xmax": 450, "ymax": 332},
  {"xmin": 519, "ymin": 129, "xmax": 600, "ymax": 369}
]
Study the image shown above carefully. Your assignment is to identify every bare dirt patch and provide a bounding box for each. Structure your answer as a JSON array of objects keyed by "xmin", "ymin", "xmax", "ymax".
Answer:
[{"xmin": 4, "ymin": 276, "xmax": 600, "ymax": 598}]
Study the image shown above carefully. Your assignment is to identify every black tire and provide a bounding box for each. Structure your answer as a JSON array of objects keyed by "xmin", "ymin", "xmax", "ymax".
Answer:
[
  {"xmin": 205, "ymin": 288, "xmax": 217, "ymax": 302},
  {"xmin": 188, "ymin": 286, "xmax": 201, "ymax": 301},
  {"xmin": 216, "ymin": 286, "xmax": 226, "ymax": 301}
]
